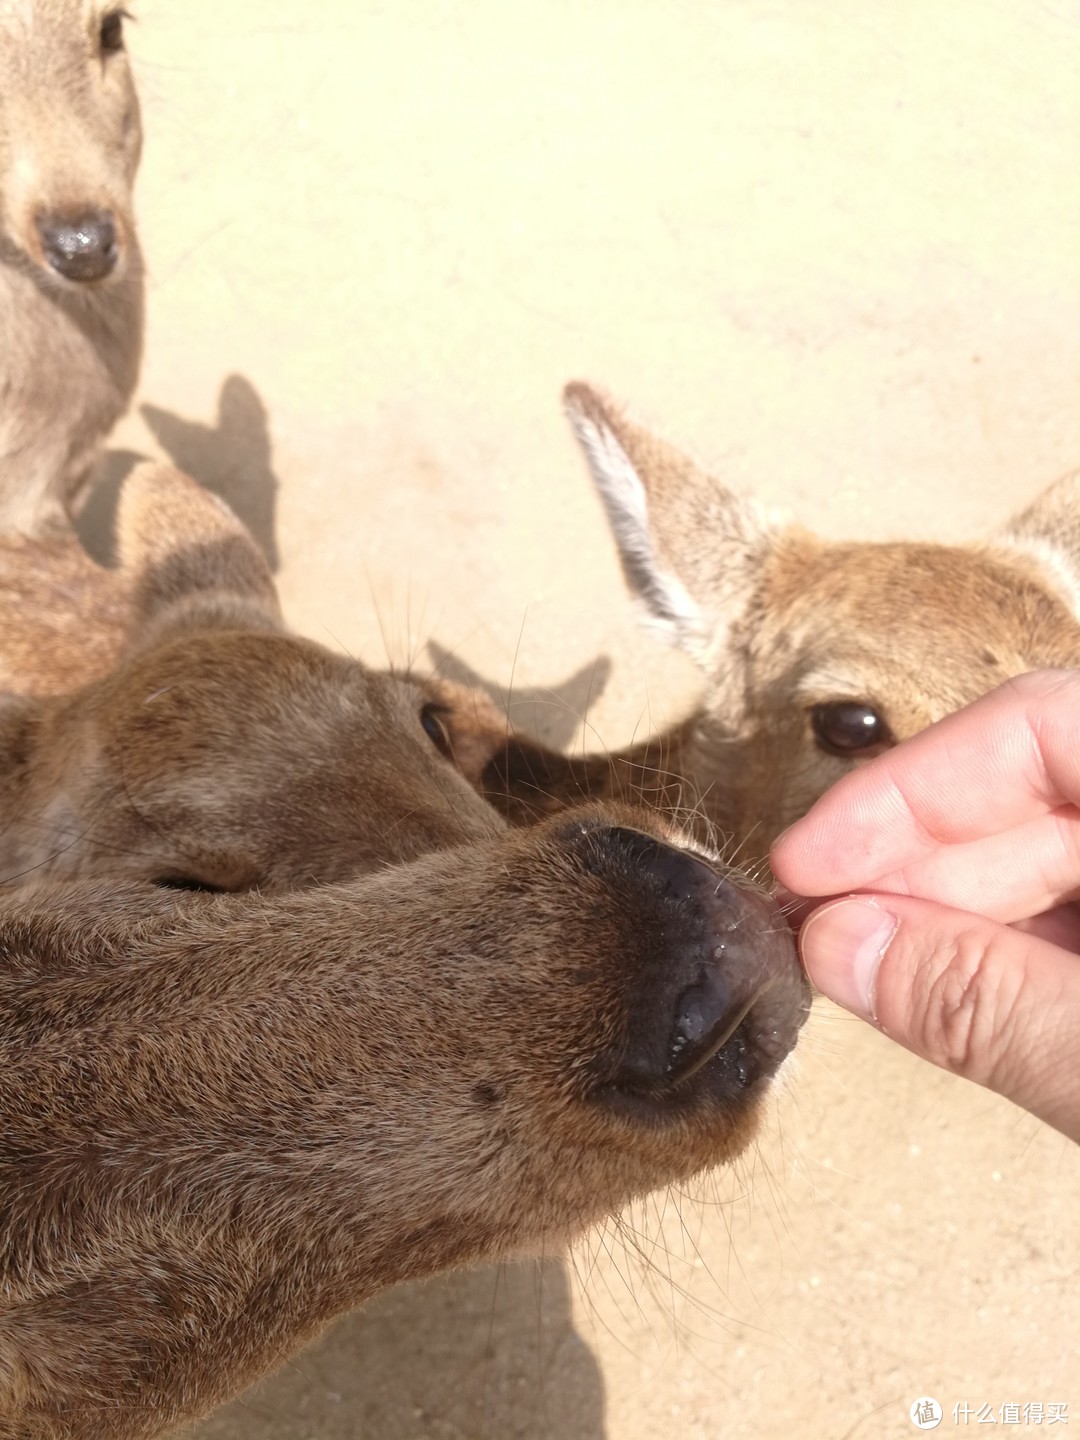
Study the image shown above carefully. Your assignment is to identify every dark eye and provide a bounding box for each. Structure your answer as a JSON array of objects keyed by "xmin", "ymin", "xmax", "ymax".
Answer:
[
  {"xmin": 99, "ymin": 9, "xmax": 128, "ymax": 54},
  {"xmin": 420, "ymin": 702, "xmax": 453, "ymax": 758},
  {"xmin": 810, "ymin": 701, "xmax": 894, "ymax": 758},
  {"xmin": 153, "ymin": 875, "xmax": 226, "ymax": 894}
]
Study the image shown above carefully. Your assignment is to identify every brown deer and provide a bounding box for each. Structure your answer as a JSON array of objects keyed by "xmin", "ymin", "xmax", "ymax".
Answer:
[
  {"xmin": 0, "ymin": 461, "xmax": 503, "ymax": 889},
  {"xmin": 0, "ymin": 464, "xmax": 808, "ymax": 1436},
  {"xmin": 477, "ymin": 382, "xmax": 1080, "ymax": 862},
  {"xmin": 0, "ymin": 0, "xmax": 143, "ymax": 534}
]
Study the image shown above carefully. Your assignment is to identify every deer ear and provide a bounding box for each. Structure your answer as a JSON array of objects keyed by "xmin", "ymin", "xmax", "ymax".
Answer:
[
  {"xmin": 563, "ymin": 382, "xmax": 777, "ymax": 667},
  {"xmin": 421, "ymin": 674, "xmax": 624, "ymax": 826},
  {"xmin": 995, "ymin": 470, "xmax": 1080, "ymax": 617},
  {"xmin": 116, "ymin": 462, "xmax": 283, "ymax": 635}
]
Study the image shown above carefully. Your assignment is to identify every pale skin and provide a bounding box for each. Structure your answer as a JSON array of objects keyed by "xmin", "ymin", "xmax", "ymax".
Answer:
[{"xmin": 771, "ymin": 668, "xmax": 1080, "ymax": 1144}]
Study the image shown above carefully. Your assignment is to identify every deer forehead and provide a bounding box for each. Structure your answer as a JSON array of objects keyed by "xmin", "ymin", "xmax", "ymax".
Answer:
[
  {"xmin": 0, "ymin": 0, "xmax": 140, "ymax": 228},
  {"xmin": 763, "ymin": 537, "xmax": 1080, "ymax": 643},
  {"xmin": 755, "ymin": 538, "xmax": 1080, "ymax": 718},
  {"xmin": 101, "ymin": 633, "xmax": 399, "ymax": 742}
]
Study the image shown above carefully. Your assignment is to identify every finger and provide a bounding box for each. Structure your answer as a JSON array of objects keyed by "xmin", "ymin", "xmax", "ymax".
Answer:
[
  {"xmin": 772, "ymin": 669, "xmax": 1080, "ymax": 897},
  {"xmin": 777, "ymin": 886, "xmax": 1080, "ymax": 948},
  {"xmin": 1012, "ymin": 904, "xmax": 1080, "ymax": 951},
  {"xmin": 850, "ymin": 804, "xmax": 1080, "ymax": 922},
  {"xmin": 799, "ymin": 893, "xmax": 1080, "ymax": 1143}
]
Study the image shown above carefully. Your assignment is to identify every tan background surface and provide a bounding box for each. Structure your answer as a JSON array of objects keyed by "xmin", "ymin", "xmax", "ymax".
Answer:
[{"xmin": 105, "ymin": 3, "xmax": 1080, "ymax": 1436}]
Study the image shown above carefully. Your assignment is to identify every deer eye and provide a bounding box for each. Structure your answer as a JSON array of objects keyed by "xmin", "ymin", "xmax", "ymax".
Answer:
[
  {"xmin": 420, "ymin": 702, "xmax": 453, "ymax": 759},
  {"xmin": 153, "ymin": 875, "xmax": 227, "ymax": 894},
  {"xmin": 99, "ymin": 8, "xmax": 128, "ymax": 54},
  {"xmin": 810, "ymin": 701, "xmax": 894, "ymax": 758}
]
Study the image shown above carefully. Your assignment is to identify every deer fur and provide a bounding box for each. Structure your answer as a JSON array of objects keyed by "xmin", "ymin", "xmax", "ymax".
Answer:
[
  {"xmin": 0, "ymin": 820, "xmax": 806, "ymax": 1439},
  {"xmin": 478, "ymin": 382, "xmax": 1080, "ymax": 861},
  {"xmin": 0, "ymin": 464, "xmax": 809, "ymax": 1435},
  {"xmin": 0, "ymin": 0, "xmax": 143, "ymax": 533},
  {"xmin": 0, "ymin": 461, "xmax": 510, "ymax": 889},
  {"xmin": 0, "ymin": 463, "xmax": 524, "ymax": 891}
]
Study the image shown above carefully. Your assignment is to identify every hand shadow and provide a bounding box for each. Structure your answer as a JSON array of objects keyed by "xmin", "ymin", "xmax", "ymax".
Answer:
[
  {"xmin": 77, "ymin": 375, "xmax": 280, "ymax": 571},
  {"xmin": 191, "ymin": 1260, "xmax": 607, "ymax": 1440},
  {"xmin": 427, "ymin": 641, "xmax": 612, "ymax": 750}
]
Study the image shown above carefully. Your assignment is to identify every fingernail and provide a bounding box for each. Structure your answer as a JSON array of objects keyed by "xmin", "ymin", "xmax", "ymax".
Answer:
[{"xmin": 799, "ymin": 899, "xmax": 898, "ymax": 1021}]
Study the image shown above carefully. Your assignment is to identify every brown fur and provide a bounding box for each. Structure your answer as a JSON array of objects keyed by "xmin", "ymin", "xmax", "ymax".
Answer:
[
  {"xmin": 0, "ymin": 464, "xmax": 809, "ymax": 1435},
  {"xmin": 0, "ymin": 824, "xmax": 805, "ymax": 1439},
  {"xmin": 0, "ymin": 0, "xmax": 143, "ymax": 533},
  {"xmin": 0, "ymin": 461, "xmax": 506, "ymax": 888},
  {"xmin": 478, "ymin": 382, "xmax": 1080, "ymax": 861}
]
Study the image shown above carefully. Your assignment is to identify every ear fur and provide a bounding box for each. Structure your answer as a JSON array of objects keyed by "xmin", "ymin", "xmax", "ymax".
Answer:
[
  {"xmin": 420, "ymin": 676, "xmax": 512, "ymax": 788},
  {"xmin": 563, "ymin": 382, "xmax": 777, "ymax": 666},
  {"xmin": 0, "ymin": 692, "xmax": 44, "ymax": 805},
  {"xmin": 994, "ymin": 470, "xmax": 1080, "ymax": 618},
  {"xmin": 116, "ymin": 462, "xmax": 283, "ymax": 637},
  {"xmin": 0, "ymin": 691, "xmax": 38, "ymax": 749},
  {"xmin": 426, "ymin": 639, "xmax": 612, "ymax": 751},
  {"xmin": 419, "ymin": 675, "xmax": 632, "ymax": 821}
]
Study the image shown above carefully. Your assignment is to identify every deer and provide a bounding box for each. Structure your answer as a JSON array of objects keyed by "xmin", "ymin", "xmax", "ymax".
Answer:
[
  {"xmin": 476, "ymin": 381, "xmax": 1080, "ymax": 864},
  {"xmin": 0, "ymin": 461, "xmax": 809, "ymax": 1436},
  {"xmin": 0, "ymin": 459, "xmax": 564, "ymax": 888},
  {"xmin": 0, "ymin": 0, "xmax": 144, "ymax": 534}
]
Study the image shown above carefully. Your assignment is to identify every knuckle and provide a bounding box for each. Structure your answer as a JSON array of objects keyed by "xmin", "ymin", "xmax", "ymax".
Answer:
[{"xmin": 914, "ymin": 923, "xmax": 1026, "ymax": 1088}]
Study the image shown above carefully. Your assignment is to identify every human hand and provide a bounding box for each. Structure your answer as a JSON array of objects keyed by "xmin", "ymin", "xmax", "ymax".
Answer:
[{"xmin": 770, "ymin": 669, "xmax": 1080, "ymax": 1142}]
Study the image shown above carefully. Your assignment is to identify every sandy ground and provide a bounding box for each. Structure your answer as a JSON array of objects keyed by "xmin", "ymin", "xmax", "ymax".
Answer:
[{"xmin": 99, "ymin": 2, "xmax": 1080, "ymax": 1436}]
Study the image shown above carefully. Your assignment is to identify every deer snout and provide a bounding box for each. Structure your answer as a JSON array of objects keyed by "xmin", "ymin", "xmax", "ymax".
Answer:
[
  {"xmin": 35, "ymin": 209, "xmax": 118, "ymax": 282},
  {"xmin": 579, "ymin": 825, "xmax": 809, "ymax": 1110}
]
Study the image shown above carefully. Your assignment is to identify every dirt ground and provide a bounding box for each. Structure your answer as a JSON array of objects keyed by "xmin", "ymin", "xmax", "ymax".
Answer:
[{"xmin": 105, "ymin": 3, "xmax": 1080, "ymax": 1436}]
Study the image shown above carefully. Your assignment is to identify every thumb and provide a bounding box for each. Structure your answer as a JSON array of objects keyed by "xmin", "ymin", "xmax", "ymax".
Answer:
[{"xmin": 799, "ymin": 895, "xmax": 1080, "ymax": 1143}]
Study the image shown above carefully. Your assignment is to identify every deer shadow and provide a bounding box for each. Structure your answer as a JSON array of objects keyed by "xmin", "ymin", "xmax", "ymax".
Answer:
[
  {"xmin": 192, "ymin": 1260, "xmax": 607, "ymax": 1440},
  {"xmin": 428, "ymin": 641, "xmax": 612, "ymax": 750},
  {"xmin": 79, "ymin": 374, "xmax": 280, "ymax": 570}
]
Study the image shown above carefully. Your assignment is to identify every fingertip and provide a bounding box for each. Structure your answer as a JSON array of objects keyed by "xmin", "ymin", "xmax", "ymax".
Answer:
[
  {"xmin": 769, "ymin": 820, "xmax": 809, "ymax": 890},
  {"xmin": 798, "ymin": 898, "xmax": 899, "ymax": 1022}
]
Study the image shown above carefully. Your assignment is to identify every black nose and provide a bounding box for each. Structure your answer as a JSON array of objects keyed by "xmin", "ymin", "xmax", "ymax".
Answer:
[
  {"xmin": 584, "ymin": 827, "xmax": 808, "ymax": 1106},
  {"xmin": 36, "ymin": 210, "xmax": 118, "ymax": 282}
]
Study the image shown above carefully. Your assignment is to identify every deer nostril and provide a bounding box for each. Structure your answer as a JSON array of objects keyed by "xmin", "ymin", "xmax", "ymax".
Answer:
[
  {"xmin": 35, "ymin": 210, "xmax": 118, "ymax": 282},
  {"xmin": 574, "ymin": 823, "xmax": 807, "ymax": 1108},
  {"xmin": 610, "ymin": 966, "xmax": 762, "ymax": 1099},
  {"xmin": 667, "ymin": 970, "xmax": 756, "ymax": 1087}
]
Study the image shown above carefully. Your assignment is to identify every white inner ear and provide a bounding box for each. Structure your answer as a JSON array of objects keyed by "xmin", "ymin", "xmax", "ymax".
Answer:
[
  {"xmin": 996, "ymin": 533, "xmax": 1080, "ymax": 621},
  {"xmin": 568, "ymin": 408, "xmax": 703, "ymax": 651}
]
